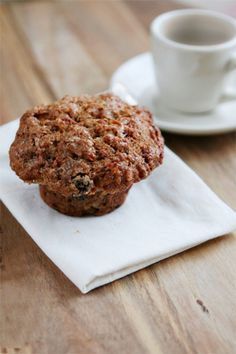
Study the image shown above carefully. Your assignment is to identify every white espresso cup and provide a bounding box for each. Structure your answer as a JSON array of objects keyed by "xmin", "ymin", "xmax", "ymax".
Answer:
[{"xmin": 151, "ymin": 9, "xmax": 236, "ymax": 113}]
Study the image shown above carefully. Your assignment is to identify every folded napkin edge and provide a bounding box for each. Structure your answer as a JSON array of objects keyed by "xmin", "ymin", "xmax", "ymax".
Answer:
[
  {"xmin": 2, "ymin": 188, "xmax": 236, "ymax": 294},
  {"xmin": 81, "ymin": 226, "xmax": 236, "ymax": 293}
]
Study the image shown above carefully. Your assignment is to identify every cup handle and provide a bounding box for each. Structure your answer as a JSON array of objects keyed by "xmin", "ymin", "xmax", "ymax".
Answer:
[
  {"xmin": 226, "ymin": 53, "xmax": 236, "ymax": 72},
  {"xmin": 221, "ymin": 53, "xmax": 236, "ymax": 101}
]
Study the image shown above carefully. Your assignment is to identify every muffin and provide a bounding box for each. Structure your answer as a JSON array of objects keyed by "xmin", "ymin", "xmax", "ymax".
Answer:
[{"xmin": 9, "ymin": 94, "xmax": 164, "ymax": 216}]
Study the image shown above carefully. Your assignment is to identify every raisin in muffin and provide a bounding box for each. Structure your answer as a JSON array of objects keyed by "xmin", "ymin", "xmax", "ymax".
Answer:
[{"xmin": 9, "ymin": 94, "xmax": 164, "ymax": 216}]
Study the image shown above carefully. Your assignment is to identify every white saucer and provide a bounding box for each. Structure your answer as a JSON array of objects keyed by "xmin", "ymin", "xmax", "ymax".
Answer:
[{"xmin": 110, "ymin": 52, "xmax": 236, "ymax": 135}]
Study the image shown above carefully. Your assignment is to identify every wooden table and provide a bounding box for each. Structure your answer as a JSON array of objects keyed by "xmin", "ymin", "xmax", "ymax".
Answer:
[{"xmin": 1, "ymin": 1, "xmax": 236, "ymax": 353}]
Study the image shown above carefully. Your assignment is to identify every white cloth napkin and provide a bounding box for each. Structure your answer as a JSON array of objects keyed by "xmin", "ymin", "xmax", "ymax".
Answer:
[{"xmin": 1, "ymin": 120, "xmax": 236, "ymax": 293}]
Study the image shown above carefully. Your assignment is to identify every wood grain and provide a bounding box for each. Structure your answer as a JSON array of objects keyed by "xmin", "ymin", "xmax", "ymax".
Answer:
[
  {"xmin": 0, "ymin": 6, "xmax": 54, "ymax": 124},
  {"xmin": 1, "ymin": 1, "xmax": 236, "ymax": 353}
]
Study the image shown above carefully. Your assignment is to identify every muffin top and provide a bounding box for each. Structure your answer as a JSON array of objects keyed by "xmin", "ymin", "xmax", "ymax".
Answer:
[{"xmin": 9, "ymin": 94, "xmax": 164, "ymax": 197}]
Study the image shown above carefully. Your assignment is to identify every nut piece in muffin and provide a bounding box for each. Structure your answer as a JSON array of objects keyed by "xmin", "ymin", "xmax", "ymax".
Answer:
[{"xmin": 9, "ymin": 94, "xmax": 164, "ymax": 216}]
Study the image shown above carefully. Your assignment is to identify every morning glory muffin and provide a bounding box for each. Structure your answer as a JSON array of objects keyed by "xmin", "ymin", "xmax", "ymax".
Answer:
[{"xmin": 9, "ymin": 94, "xmax": 164, "ymax": 216}]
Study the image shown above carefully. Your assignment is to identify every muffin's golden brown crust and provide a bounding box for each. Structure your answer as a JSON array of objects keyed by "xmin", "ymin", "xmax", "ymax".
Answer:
[
  {"xmin": 39, "ymin": 185, "xmax": 130, "ymax": 216},
  {"xmin": 9, "ymin": 94, "xmax": 164, "ymax": 215}
]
